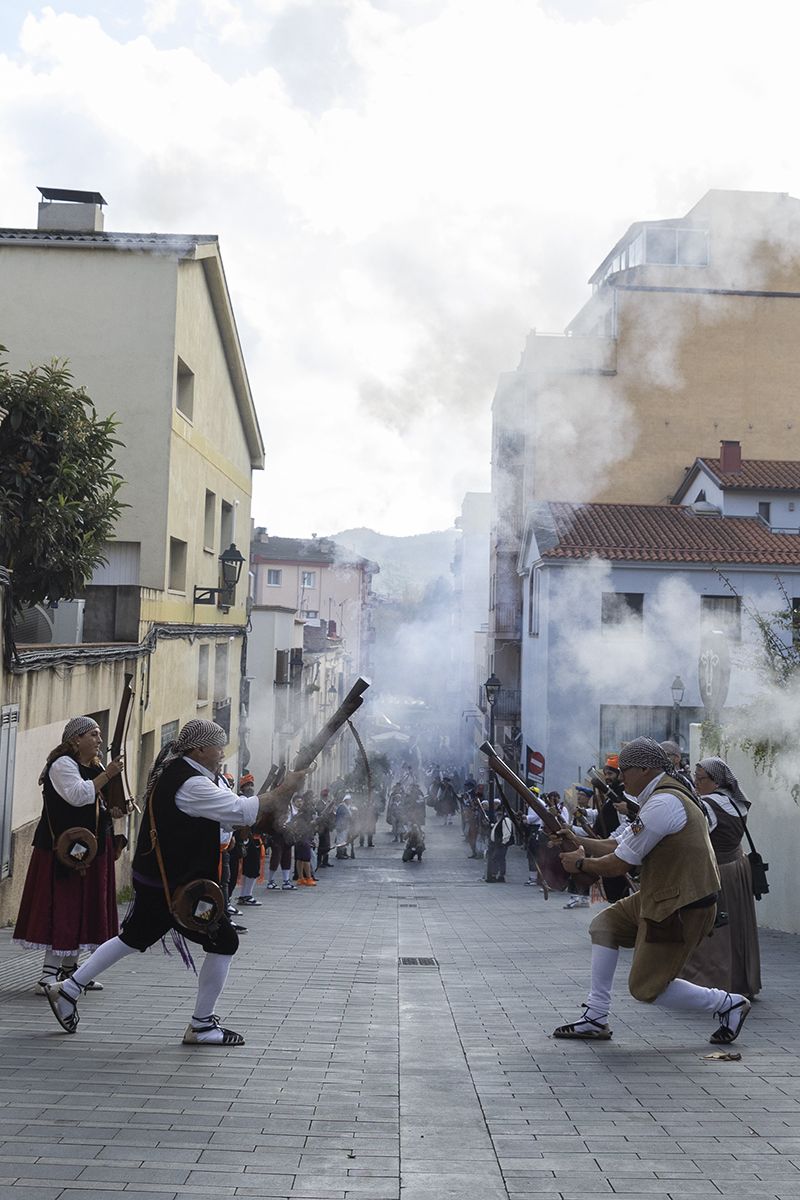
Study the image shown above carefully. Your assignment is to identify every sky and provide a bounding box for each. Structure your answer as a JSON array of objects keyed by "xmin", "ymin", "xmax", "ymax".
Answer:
[{"xmin": 1, "ymin": 0, "xmax": 799, "ymax": 536}]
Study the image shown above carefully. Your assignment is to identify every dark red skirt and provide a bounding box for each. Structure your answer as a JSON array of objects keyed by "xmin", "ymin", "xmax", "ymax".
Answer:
[{"xmin": 13, "ymin": 840, "xmax": 119, "ymax": 955}]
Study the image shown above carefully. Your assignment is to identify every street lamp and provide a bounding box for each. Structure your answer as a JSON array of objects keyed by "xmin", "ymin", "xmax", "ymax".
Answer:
[
  {"xmin": 484, "ymin": 672, "xmax": 501, "ymax": 808},
  {"xmin": 670, "ymin": 674, "xmax": 685, "ymax": 743},
  {"xmin": 193, "ymin": 543, "xmax": 246, "ymax": 612}
]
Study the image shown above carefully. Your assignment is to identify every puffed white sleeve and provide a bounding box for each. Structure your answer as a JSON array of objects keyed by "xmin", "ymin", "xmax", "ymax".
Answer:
[{"xmin": 48, "ymin": 756, "xmax": 97, "ymax": 808}]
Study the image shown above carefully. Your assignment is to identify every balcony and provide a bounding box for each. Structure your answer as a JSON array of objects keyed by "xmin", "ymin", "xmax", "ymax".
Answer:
[
  {"xmin": 493, "ymin": 688, "xmax": 521, "ymax": 723},
  {"xmin": 491, "ymin": 601, "xmax": 522, "ymax": 640},
  {"xmin": 213, "ymin": 697, "xmax": 232, "ymax": 738}
]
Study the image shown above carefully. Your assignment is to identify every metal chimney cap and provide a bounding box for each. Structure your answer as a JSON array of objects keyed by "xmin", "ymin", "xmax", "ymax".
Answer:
[{"xmin": 37, "ymin": 186, "xmax": 107, "ymax": 206}]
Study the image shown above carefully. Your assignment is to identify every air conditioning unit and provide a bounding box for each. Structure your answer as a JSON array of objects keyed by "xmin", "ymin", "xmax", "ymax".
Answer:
[{"xmin": 14, "ymin": 599, "xmax": 84, "ymax": 645}]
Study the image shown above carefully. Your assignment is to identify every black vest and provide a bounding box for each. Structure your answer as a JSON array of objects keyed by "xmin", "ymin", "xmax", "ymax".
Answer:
[
  {"xmin": 133, "ymin": 757, "xmax": 221, "ymax": 889},
  {"xmin": 33, "ymin": 758, "xmax": 110, "ymax": 852},
  {"xmin": 705, "ymin": 796, "xmax": 745, "ymax": 855}
]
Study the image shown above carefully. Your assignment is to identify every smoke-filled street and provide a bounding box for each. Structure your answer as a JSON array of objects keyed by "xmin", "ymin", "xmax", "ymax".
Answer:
[{"xmin": 0, "ymin": 822, "xmax": 797, "ymax": 1200}]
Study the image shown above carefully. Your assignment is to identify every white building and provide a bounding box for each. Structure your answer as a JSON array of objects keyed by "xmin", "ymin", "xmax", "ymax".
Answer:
[{"xmin": 519, "ymin": 452, "xmax": 800, "ymax": 789}]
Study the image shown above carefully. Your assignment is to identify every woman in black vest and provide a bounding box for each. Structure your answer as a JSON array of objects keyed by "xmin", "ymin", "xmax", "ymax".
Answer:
[
  {"xmin": 13, "ymin": 715, "xmax": 124, "ymax": 993},
  {"xmin": 681, "ymin": 757, "xmax": 761, "ymax": 999}
]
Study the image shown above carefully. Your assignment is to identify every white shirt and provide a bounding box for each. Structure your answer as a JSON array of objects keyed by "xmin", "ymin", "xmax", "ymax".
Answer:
[
  {"xmin": 49, "ymin": 756, "xmax": 98, "ymax": 808},
  {"xmin": 612, "ymin": 772, "xmax": 688, "ymax": 867},
  {"xmin": 525, "ymin": 805, "xmax": 543, "ymax": 827},
  {"xmin": 175, "ymin": 757, "xmax": 259, "ymax": 827}
]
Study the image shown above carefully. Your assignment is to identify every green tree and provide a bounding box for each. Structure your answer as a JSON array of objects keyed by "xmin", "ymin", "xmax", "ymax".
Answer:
[{"xmin": 0, "ymin": 351, "xmax": 126, "ymax": 615}]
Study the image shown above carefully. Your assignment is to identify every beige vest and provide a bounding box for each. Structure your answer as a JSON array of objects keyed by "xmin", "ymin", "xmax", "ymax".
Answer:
[{"xmin": 638, "ymin": 779, "xmax": 721, "ymax": 923}]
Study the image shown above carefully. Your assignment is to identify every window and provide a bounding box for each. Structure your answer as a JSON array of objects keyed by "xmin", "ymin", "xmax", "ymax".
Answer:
[
  {"xmin": 198, "ymin": 644, "xmax": 210, "ymax": 703},
  {"xmin": 220, "ymin": 501, "xmax": 234, "ymax": 553},
  {"xmin": 176, "ymin": 357, "xmax": 194, "ymax": 420},
  {"xmin": 203, "ymin": 491, "xmax": 215, "ymax": 550},
  {"xmin": 644, "ymin": 226, "xmax": 709, "ymax": 268},
  {"xmin": 300, "ymin": 609, "xmax": 319, "ymax": 619},
  {"xmin": 301, "ymin": 570, "xmax": 316, "ymax": 588},
  {"xmin": 601, "ymin": 592, "xmax": 644, "ymax": 632},
  {"xmin": 528, "ymin": 567, "xmax": 541, "ymax": 637},
  {"xmin": 758, "ymin": 501, "xmax": 771, "ymax": 525},
  {"xmin": 160, "ymin": 719, "xmax": 178, "ymax": 748},
  {"xmin": 214, "ymin": 642, "xmax": 229, "ymax": 702},
  {"xmin": 168, "ymin": 538, "xmax": 187, "ymax": 592},
  {"xmin": 701, "ymin": 595, "xmax": 742, "ymax": 643},
  {"xmin": 793, "ymin": 598, "xmax": 800, "ymax": 648},
  {"xmin": 267, "ymin": 568, "xmax": 282, "ymax": 586}
]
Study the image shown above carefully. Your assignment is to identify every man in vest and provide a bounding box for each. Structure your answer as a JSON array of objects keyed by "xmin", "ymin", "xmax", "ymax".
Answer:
[
  {"xmin": 45, "ymin": 719, "xmax": 304, "ymax": 1047},
  {"xmin": 552, "ymin": 738, "xmax": 751, "ymax": 1045}
]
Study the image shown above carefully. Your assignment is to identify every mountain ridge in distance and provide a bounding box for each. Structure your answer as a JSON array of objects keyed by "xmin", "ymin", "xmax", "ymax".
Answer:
[{"xmin": 329, "ymin": 526, "xmax": 458, "ymax": 599}]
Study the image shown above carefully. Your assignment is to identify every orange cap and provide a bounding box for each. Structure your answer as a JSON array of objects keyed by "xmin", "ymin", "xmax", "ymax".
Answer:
[{"xmin": 605, "ymin": 754, "xmax": 619, "ymax": 770}]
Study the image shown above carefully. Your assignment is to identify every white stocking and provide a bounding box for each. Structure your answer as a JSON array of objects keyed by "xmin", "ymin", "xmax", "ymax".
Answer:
[
  {"xmin": 66, "ymin": 937, "xmax": 137, "ymax": 994},
  {"xmin": 654, "ymin": 978, "xmax": 731, "ymax": 1014},
  {"xmin": 585, "ymin": 944, "xmax": 619, "ymax": 1022},
  {"xmin": 239, "ymin": 875, "xmax": 255, "ymax": 898},
  {"xmin": 192, "ymin": 954, "xmax": 232, "ymax": 1023}
]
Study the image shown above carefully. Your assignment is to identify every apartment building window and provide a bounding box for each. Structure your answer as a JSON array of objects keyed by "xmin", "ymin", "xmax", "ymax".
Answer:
[
  {"xmin": 644, "ymin": 226, "xmax": 709, "ymax": 267},
  {"xmin": 168, "ymin": 537, "xmax": 187, "ymax": 592},
  {"xmin": 214, "ymin": 642, "xmax": 229, "ymax": 701},
  {"xmin": 301, "ymin": 570, "xmax": 316, "ymax": 588},
  {"xmin": 758, "ymin": 501, "xmax": 771, "ymax": 525},
  {"xmin": 601, "ymin": 592, "xmax": 644, "ymax": 633},
  {"xmin": 161, "ymin": 719, "xmax": 178, "ymax": 748},
  {"xmin": 176, "ymin": 357, "xmax": 194, "ymax": 421},
  {"xmin": 203, "ymin": 490, "xmax": 216, "ymax": 551},
  {"xmin": 701, "ymin": 594, "xmax": 742, "ymax": 643},
  {"xmin": 528, "ymin": 567, "xmax": 541, "ymax": 637},
  {"xmin": 220, "ymin": 501, "xmax": 234, "ymax": 552},
  {"xmin": 267, "ymin": 569, "xmax": 282, "ymax": 586},
  {"xmin": 197, "ymin": 644, "xmax": 210, "ymax": 704},
  {"xmin": 300, "ymin": 610, "xmax": 319, "ymax": 619},
  {"xmin": 793, "ymin": 598, "xmax": 800, "ymax": 647}
]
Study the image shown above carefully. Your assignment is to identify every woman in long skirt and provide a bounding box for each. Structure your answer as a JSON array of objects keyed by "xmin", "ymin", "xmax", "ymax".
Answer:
[
  {"xmin": 13, "ymin": 716, "xmax": 124, "ymax": 993},
  {"xmin": 681, "ymin": 756, "xmax": 761, "ymax": 999}
]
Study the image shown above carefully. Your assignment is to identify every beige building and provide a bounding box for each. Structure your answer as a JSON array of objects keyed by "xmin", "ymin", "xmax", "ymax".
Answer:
[
  {"xmin": 246, "ymin": 532, "xmax": 378, "ymax": 789},
  {"xmin": 0, "ymin": 188, "xmax": 264, "ymax": 919},
  {"xmin": 488, "ymin": 188, "xmax": 800, "ymax": 762}
]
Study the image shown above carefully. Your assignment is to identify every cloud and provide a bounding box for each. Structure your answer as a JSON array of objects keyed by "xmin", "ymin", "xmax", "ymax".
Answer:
[{"xmin": 2, "ymin": 1, "xmax": 800, "ymax": 534}]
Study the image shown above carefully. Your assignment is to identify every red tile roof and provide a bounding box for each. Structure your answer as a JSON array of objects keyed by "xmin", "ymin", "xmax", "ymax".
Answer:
[
  {"xmin": 700, "ymin": 458, "xmax": 800, "ymax": 490},
  {"xmin": 537, "ymin": 502, "xmax": 800, "ymax": 565}
]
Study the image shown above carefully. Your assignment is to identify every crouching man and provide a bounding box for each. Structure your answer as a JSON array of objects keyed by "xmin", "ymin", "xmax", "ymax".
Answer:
[
  {"xmin": 552, "ymin": 738, "xmax": 751, "ymax": 1046},
  {"xmin": 46, "ymin": 719, "xmax": 304, "ymax": 1047}
]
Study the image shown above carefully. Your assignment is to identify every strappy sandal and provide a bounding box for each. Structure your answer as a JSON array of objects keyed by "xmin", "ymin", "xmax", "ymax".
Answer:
[
  {"xmin": 710, "ymin": 995, "xmax": 752, "ymax": 1044},
  {"xmin": 182, "ymin": 1014, "xmax": 245, "ymax": 1046},
  {"xmin": 553, "ymin": 1010, "xmax": 612, "ymax": 1040},
  {"xmin": 45, "ymin": 982, "xmax": 80, "ymax": 1034}
]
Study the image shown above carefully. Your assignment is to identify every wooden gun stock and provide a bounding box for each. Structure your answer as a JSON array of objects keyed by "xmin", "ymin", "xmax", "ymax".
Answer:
[
  {"xmin": 292, "ymin": 677, "xmax": 370, "ymax": 771},
  {"xmin": 479, "ymin": 741, "xmax": 562, "ymax": 835},
  {"xmin": 105, "ymin": 672, "xmax": 134, "ymax": 818}
]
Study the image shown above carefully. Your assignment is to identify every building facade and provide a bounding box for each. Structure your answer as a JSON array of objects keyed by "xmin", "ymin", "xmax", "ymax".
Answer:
[{"xmin": 0, "ymin": 188, "xmax": 264, "ymax": 914}]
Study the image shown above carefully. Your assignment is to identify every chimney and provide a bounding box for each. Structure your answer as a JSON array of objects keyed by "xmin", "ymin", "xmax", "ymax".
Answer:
[
  {"xmin": 719, "ymin": 439, "xmax": 742, "ymax": 474},
  {"xmin": 37, "ymin": 186, "xmax": 106, "ymax": 233}
]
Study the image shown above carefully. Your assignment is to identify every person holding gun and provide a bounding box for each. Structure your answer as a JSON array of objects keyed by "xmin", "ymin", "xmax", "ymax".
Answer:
[
  {"xmin": 45, "ymin": 719, "xmax": 304, "ymax": 1046},
  {"xmin": 15, "ymin": 716, "xmax": 124, "ymax": 995},
  {"xmin": 552, "ymin": 738, "xmax": 751, "ymax": 1046}
]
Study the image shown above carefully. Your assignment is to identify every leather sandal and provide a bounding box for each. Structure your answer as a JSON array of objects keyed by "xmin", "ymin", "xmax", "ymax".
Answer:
[
  {"xmin": 710, "ymin": 995, "xmax": 751, "ymax": 1044},
  {"xmin": 553, "ymin": 1011, "xmax": 612, "ymax": 1040},
  {"xmin": 45, "ymin": 982, "xmax": 80, "ymax": 1034}
]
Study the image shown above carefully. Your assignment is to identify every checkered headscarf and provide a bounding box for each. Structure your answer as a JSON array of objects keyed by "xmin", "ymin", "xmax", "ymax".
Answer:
[
  {"xmin": 618, "ymin": 738, "xmax": 673, "ymax": 774},
  {"xmin": 698, "ymin": 756, "xmax": 751, "ymax": 811},
  {"xmin": 146, "ymin": 719, "xmax": 228, "ymax": 794},
  {"xmin": 62, "ymin": 716, "xmax": 99, "ymax": 743}
]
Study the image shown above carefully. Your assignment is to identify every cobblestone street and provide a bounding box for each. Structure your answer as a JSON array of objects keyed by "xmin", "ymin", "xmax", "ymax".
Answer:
[{"xmin": 0, "ymin": 823, "xmax": 798, "ymax": 1200}]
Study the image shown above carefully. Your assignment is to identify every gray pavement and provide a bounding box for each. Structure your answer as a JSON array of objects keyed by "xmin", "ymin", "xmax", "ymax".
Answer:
[{"xmin": 0, "ymin": 822, "xmax": 798, "ymax": 1200}]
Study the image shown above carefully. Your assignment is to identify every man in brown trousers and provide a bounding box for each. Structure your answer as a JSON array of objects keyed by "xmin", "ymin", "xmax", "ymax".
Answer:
[{"xmin": 552, "ymin": 738, "xmax": 751, "ymax": 1045}]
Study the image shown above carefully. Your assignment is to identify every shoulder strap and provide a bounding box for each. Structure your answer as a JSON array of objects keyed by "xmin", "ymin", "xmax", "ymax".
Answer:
[{"xmin": 727, "ymin": 794, "xmax": 758, "ymax": 854}]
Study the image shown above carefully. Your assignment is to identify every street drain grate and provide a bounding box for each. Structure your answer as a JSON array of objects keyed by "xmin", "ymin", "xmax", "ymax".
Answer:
[
  {"xmin": 399, "ymin": 957, "xmax": 438, "ymax": 967},
  {"xmin": 399, "ymin": 903, "xmax": 418, "ymax": 908}
]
